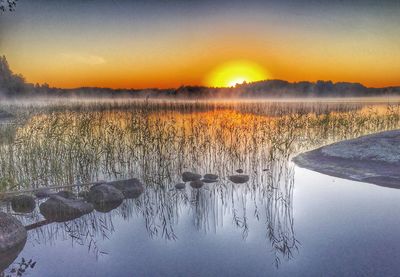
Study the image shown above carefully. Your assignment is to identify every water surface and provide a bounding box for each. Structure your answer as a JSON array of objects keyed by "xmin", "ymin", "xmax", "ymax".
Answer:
[{"xmin": 1, "ymin": 100, "xmax": 400, "ymax": 277}]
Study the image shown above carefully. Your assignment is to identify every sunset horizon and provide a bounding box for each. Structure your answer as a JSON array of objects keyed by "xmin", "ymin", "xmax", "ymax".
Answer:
[
  {"xmin": 2, "ymin": 54, "xmax": 400, "ymax": 90},
  {"xmin": 1, "ymin": 0, "xmax": 399, "ymax": 89}
]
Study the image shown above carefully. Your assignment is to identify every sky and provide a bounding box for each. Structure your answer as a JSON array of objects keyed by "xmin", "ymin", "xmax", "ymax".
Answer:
[{"xmin": 0, "ymin": 0, "xmax": 399, "ymax": 89}]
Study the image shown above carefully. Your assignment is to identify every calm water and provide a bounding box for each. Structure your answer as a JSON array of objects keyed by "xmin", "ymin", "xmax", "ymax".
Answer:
[{"xmin": 1, "ymin": 100, "xmax": 400, "ymax": 277}]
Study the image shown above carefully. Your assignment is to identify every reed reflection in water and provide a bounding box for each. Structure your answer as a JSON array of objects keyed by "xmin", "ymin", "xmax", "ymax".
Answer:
[
  {"xmin": 1, "ymin": 100, "xmax": 400, "ymax": 275},
  {"xmin": 3, "ymin": 155, "xmax": 298, "ymax": 272}
]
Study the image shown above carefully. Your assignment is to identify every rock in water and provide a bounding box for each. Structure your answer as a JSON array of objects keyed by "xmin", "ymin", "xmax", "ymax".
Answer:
[
  {"xmin": 39, "ymin": 195, "xmax": 94, "ymax": 222},
  {"xmin": 94, "ymin": 201, "xmax": 123, "ymax": 213},
  {"xmin": 202, "ymin": 178, "xmax": 218, "ymax": 183},
  {"xmin": 55, "ymin": 190, "xmax": 77, "ymax": 200},
  {"xmin": 88, "ymin": 184, "xmax": 124, "ymax": 206},
  {"xmin": 175, "ymin": 183, "xmax": 186, "ymax": 190},
  {"xmin": 34, "ymin": 188, "xmax": 54, "ymax": 198},
  {"xmin": 228, "ymin": 175, "xmax": 250, "ymax": 184},
  {"xmin": 0, "ymin": 212, "xmax": 27, "ymax": 252},
  {"xmin": 190, "ymin": 180, "xmax": 204, "ymax": 189},
  {"xmin": 78, "ymin": 190, "xmax": 90, "ymax": 199},
  {"xmin": 0, "ymin": 212, "xmax": 27, "ymax": 272},
  {"xmin": 109, "ymin": 178, "xmax": 144, "ymax": 199},
  {"xmin": 182, "ymin": 172, "xmax": 202, "ymax": 182},
  {"xmin": 11, "ymin": 195, "xmax": 36, "ymax": 213},
  {"xmin": 293, "ymin": 129, "xmax": 400, "ymax": 188},
  {"xmin": 0, "ymin": 241, "xmax": 26, "ymax": 273},
  {"xmin": 203, "ymin": 174, "xmax": 218, "ymax": 180}
]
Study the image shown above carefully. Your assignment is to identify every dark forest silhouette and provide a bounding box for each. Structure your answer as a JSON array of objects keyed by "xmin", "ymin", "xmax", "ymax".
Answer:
[{"xmin": 1, "ymin": 56, "xmax": 399, "ymax": 99}]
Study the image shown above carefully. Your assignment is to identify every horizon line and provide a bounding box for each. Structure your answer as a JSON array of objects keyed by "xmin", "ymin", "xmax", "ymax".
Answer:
[{"xmin": 53, "ymin": 79, "xmax": 400, "ymax": 91}]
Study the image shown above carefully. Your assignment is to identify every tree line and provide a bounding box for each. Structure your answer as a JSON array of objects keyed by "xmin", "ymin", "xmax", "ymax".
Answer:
[{"xmin": 1, "ymin": 55, "xmax": 399, "ymax": 99}]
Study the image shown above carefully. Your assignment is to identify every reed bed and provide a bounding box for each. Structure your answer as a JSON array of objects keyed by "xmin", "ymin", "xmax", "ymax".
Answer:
[{"xmin": 1, "ymin": 99, "xmax": 400, "ymax": 266}]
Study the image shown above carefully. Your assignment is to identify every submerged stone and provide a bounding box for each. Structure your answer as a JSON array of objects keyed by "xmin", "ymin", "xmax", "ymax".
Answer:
[
  {"xmin": 0, "ymin": 213, "xmax": 27, "ymax": 272},
  {"xmin": 55, "ymin": 190, "xmax": 77, "ymax": 200},
  {"xmin": 175, "ymin": 183, "xmax": 186, "ymax": 190},
  {"xmin": 228, "ymin": 175, "xmax": 250, "ymax": 184},
  {"xmin": 39, "ymin": 195, "xmax": 94, "ymax": 222},
  {"xmin": 0, "ymin": 212, "xmax": 27, "ymax": 252},
  {"xmin": 0, "ymin": 240, "xmax": 26, "ymax": 273},
  {"xmin": 190, "ymin": 180, "xmax": 204, "ymax": 189},
  {"xmin": 182, "ymin": 172, "xmax": 202, "ymax": 182},
  {"xmin": 88, "ymin": 184, "xmax": 124, "ymax": 206},
  {"xmin": 203, "ymin": 174, "xmax": 218, "ymax": 180},
  {"xmin": 78, "ymin": 190, "xmax": 90, "ymax": 199},
  {"xmin": 94, "ymin": 201, "xmax": 123, "ymax": 213},
  {"xmin": 34, "ymin": 188, "xmax": 54, "ymax": 198},
  {"xmin": 202, "ymin": 178, "xmax": 218, "ymax": 183},
  {"xmin": 11, "ymin": 195, "xmax": 36, "ymax": 213},
  {"xmin": 109, "ymin": 178, "xmax": 144, "ymax": 199}
]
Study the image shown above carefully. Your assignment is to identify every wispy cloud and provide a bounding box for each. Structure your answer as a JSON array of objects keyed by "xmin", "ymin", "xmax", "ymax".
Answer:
[{"xmin": 60, "ymin": 53, "xmax": 106, "ymax": 65}]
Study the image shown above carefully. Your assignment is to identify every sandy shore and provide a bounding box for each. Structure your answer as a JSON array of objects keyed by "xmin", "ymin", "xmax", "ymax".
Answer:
[{"xmin": 293, "ymin": 130, "xmax": 400, "ymax": 188}]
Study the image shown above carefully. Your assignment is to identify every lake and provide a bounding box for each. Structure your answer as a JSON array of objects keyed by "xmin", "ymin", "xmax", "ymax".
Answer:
[{"xmin": 1, "ymin": 99, "xmax": 400, "ymax": 277}]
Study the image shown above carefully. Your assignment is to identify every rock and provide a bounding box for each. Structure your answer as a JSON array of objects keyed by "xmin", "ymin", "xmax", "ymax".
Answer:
[
  {"xmin": 228, "ymin": 175, "xmax": 250, "ymax": 184},
  {"xmin": 55, "ymin": 190, "xmax": 76, "ymax": 200},
  {"xmin": 11, "ymin": 195, "xmax": 36, "ymax": 213},
  {"xmin": 78, "ymin": 191, "xmax": 90, "ymax": 199},
  {"xmin": 182, "ymin": 172, "xmax": 202, "ymax": 182},
  {"xmin": 203, "ymin": 174, "xmax": 218, "ymax": 180},
  {"xmin": 34, "ymin": 188, "xmax": 54, "ymax": 198},
  {"xmin": 0, "ymin": 213, "xmax": 27, "ymax": 272},
  {"xmin": 293, "ymin": 129, "xmax": 400, "ymax": 188},
  {"xmin": 88, "ymin": 184, "xmax": 124, "ymax": 206},
  {"xmin": 94, "ymin": 201, "xmax": 123, "ymax": 213},
  {"xmin": 202, "ymin": 178, "xmax": 218, "ymax": 183},
  {"xmin": 0, "ymin": 212, "xmax": 27, "ymax": 252},
  {"xmin": 236, "ymin": 169, "xmax": 244, "ymax": 173},
  {"xmin": 39, "ymin": 195, "xmax": 94, "ymax": 222},
  {"xmin": 190, "ymin": 180, "xmax": 204, "ymax": 189},
  {"xmin": 0, "ymin": 240, "xmax": 26, "ymax": 273},
  {"xmin": 175, "ymin": 183, "xmax": 186, "ymax": 190},
  {"xmin": 109, "ymin": 178, "xmax": 144, "ymax": 199}
]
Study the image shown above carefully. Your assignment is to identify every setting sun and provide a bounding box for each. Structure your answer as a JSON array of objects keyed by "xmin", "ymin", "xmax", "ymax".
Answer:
[{"xmin": 204, "ymin": 60, "xmax": 269, "ymax": 88}]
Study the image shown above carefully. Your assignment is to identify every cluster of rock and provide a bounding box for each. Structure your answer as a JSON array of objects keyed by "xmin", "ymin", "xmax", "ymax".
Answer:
[
  {"xmin": 175, "ymin": 170, "xmax": 250, "ymax": 189},
  {"xmin": 0, "ymin": 178, "xmax": 145, "ymax": 272},
  {"xmin": 175, "ymin": 172, "xmax": 218, "ymax": 190},
  {"xmin": 38, "ymin": 178, "xmax": 144, "ymax": 222},
  {"xmin": 1, "ymin": 171, "xmax": 250, "ymax": 272},
  {"xmin": 4, "ymin": 178, "xmax": 144, "ymax": 223}
]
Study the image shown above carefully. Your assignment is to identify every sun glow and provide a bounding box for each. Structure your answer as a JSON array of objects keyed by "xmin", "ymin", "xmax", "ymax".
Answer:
[{"xmin": 205, "ymin": 60, "xmax": 269, "ymax": 88}]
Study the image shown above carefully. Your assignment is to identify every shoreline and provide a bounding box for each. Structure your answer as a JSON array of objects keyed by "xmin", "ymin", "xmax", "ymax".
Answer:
[{"xmin": 293, "ymin": 129, "xmax": 400, "ymax": 188}]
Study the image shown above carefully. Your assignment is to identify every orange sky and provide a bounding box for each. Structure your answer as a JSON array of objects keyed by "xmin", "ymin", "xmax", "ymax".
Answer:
[{"xmin": 1, "ymin": 1, "xmax": 399, "ymax": 89}]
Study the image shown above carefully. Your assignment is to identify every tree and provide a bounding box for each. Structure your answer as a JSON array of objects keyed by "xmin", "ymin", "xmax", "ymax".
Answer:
[
  {"xmin": 0, "ymin": 55, "xmax": 28, "ymax": 96},
  {"xmin": 0, "ymin": 0, "xmax": 18, "ymax": 12}
]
